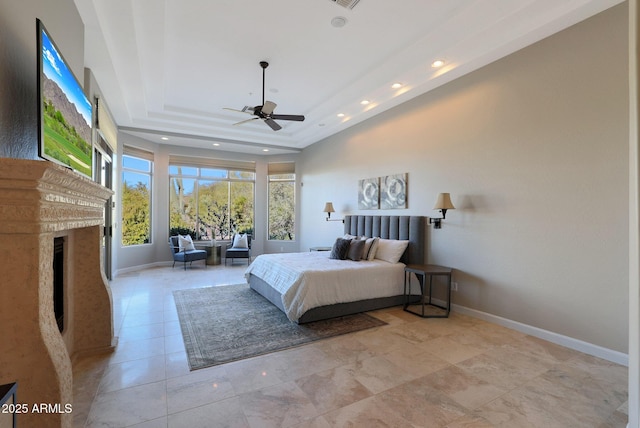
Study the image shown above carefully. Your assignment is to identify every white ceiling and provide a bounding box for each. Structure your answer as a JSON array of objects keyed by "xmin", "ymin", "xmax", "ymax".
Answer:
[{"xmin": 74, "ymin": 0, "xmax": 623, "ymax": 155}]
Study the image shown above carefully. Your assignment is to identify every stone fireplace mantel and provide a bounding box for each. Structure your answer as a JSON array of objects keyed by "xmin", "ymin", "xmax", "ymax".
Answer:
[{"xmin": 0, "ymin": 158, "xmax": 115, "ymax": 428}]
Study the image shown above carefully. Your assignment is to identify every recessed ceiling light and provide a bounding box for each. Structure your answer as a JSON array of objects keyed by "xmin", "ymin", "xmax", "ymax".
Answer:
[
  {"xmin": 161, "ymin": 136, "xmax": 169, "ymax": 141},
  {"xmin": 391, "ymin": 82, "xmax": 403, "ymax": 89},
  {"xmin": 360, "ymin": 100, "xmax": 370, "ymax": 105},
  {"xmin": 431, "ymin": 60, "xmax": 445, "ymax": 68},
  {"xmin": 331, "ymin": 16, "xmax": 347, "ymax": 28},
  {"xmin": 212, "ymin": 143, "xmax": 220, "ymax": 146},
  {"xmin": 262, "ymin": 149, "xmax": 269, "ymax": 152},
  {"xmin": 337, "ymin": 113, "xmax": 345, "ymax": 118}
]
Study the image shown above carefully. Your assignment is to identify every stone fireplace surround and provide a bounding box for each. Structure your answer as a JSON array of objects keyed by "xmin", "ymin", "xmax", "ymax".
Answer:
[{"xmin": 0, "ymin": 158, "xmax": 115, "ymax": 427}]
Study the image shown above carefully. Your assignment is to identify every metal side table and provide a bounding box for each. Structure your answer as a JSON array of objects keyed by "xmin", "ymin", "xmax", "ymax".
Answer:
[{"xmin": 403, "ymin": 264, "xmax": 453, "ymax": 318}]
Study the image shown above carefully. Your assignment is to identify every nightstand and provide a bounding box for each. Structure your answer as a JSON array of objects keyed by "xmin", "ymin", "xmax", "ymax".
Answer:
[{"xmin": 403, "ymin": 264, "xmax": 453, "ymax": 318}]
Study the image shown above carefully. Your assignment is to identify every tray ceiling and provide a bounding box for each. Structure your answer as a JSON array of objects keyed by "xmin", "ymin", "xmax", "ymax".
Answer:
[{"xmin": 74, "ymin": 0, "xmax": 623, "ymax": 155}]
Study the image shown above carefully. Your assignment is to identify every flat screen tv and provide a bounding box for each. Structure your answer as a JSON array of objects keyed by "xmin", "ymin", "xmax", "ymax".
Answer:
[{"xmin": 37, "ymin": 19, "xmax": 93, "ymax": 179}]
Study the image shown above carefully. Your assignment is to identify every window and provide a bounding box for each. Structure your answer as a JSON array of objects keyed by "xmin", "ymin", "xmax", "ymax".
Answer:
[
  {"xmin": 121, "ymin": 148, "xmax": 153, "ymax": 246},
  {"xmin": 268, "ymin": 162, "xmax": 295, "ymax": 241},
  {"xmin": 169, "ymin": 164, "xmax": 255, "ymax": 240}
]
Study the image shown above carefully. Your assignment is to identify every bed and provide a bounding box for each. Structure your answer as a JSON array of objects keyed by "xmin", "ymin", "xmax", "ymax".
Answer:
[{"xmin": 246, "ymin": 215, "xmax": 426, "ymax": 323}]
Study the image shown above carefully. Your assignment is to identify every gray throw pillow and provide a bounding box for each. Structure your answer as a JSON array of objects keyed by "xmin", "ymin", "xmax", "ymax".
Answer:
[
  {"xmin": 347, "ymin": 239, "xmax": 366, "ymax": 261},
  {"xmin": 329, "ymin": 238, "xmax": 351, "ymax": 260}
]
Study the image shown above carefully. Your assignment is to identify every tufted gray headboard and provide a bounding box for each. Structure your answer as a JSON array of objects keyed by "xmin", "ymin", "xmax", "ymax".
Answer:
[{"xmin": 343, "ymin": 215, "xmax": 425, "ymax": 265}]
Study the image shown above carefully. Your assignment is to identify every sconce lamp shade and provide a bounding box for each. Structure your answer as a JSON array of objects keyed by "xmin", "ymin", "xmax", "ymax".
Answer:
[
  {"xmin": 430, "ymin": 193, "xmax": 454, "ymax": 228},
  {"xmin": 323, "ymin": 202, "xmax": 335, "ymax": 214},
  {"xmin": 433, "ymin": 193, "xmax": 455, "ymax": 211},
  {"xmin": 323, "ymin": 202, "xmax": 343, "ymax": 222}
]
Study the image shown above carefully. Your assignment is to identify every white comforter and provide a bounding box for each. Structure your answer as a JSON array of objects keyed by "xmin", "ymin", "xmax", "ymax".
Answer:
[{"xmin": 244, "ymin": 251, "xmax": 405, "ymax": 322}]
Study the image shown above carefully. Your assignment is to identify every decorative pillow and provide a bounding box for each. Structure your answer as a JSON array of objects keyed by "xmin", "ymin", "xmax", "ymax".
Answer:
[
  {"xmin": 232, "ymin": 233, "xmax": 248, "ymax": 249},
  {"xmin": 365, "ymin": 237, "xmax": 380, "ymax": 261},
  {"xmin": 361, "ymin": 237, "xmax": 376, "ymax": 260},
  {"xmin": 178, "ymin": 234, "xmax": 195, "ymax": 252},
  {"xmin": 374, "ymin": 238, "xmax": 409, "ymax": 263},
  {"xmin": 329, "ymin": 238, "xmax": 351, "ymax": 260},
  {"xmin": 347, "ymin": 239, "xmax": 366, "ymax": 261}
]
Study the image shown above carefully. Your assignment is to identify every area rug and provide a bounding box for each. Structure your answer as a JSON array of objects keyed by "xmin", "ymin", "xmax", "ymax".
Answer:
[{"xmin": 173, "ymin": 284, "xmax": 387, "ymax": 370}]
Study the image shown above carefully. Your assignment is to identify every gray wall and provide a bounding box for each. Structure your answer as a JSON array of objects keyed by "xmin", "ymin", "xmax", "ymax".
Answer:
[
  {"xmin": 0, "ymin": 0, "xmax": 84, "ymax": 158},
  {"xmin": 299, "ymin": 4, "xmax": 629, "ymax": 353}
]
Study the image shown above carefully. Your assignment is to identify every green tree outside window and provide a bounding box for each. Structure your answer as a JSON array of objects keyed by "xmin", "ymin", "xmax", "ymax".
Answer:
[
  {"xmin": 268, "ymin": 173, "xmax": 295, "ymax": 241},
  {"xmin": 122, "ymin": 155, "xmax": 152, "ymax": 246}
]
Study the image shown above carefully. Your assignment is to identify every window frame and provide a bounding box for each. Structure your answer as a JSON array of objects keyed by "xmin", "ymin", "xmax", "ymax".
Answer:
[
  {"xmin": 267, "ymin": 172, "xmax": 296, "ymax": 242},
  {"xmin": 121, "ymin": 150, "xmax": 153, "ymax": 247},
  {"xmin": 169, "ymin": 165, "xmax": 255, "ymax": 241}
]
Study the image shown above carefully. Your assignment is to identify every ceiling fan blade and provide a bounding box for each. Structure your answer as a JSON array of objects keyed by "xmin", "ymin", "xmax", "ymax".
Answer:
[
  {"xmin": 233, "ymin": 117, "xmax": 259, "ymax": 126},
  {"xmin": 264, "ymin": 118, "xmax": 282, "ymax": 131},
  {"xmin": 271, "ymin": 114, "xmax": 305, "ymax": 122},
  {"xmin": 262, "ymin": 101, "xmax": 277, "ymax": 115},
  {"xmin": 222, "ymin": 107, "xmax": 253, "ymax": 114}
]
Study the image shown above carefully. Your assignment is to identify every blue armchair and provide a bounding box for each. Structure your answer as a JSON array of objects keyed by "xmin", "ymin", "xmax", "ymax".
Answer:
[
  {"xmin": 225, "ymin": 234, "xmax": 252, "ymax": 265},
  {"xmin": 169, "ymin": 236, "xmax": 207, "ymax": 270}
]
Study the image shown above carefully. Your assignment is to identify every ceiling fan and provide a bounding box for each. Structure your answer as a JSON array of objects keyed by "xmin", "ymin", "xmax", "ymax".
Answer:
[{"xmin": 224, "ymin": 61, "xmax": 305, "ymax": 131}]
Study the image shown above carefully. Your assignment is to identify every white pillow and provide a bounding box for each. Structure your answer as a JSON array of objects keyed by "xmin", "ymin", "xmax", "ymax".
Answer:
[
  {"xmin": 178, "ymin": 235, "xmax": 195, "ymax": 251},
  {"xmin": 232, "ymin": 233, "xmax": 249, "ymax": 249},
  {"xmin": 374, "ymin": 238, "xmax": 409, "ymax": 263},
  {"xmin": 365, "ymin": 237, "xmax": 380, "ymax": 261},
  {"xmin": 361, "ymin": 237, "xmax": 375, "ymax": 260}
]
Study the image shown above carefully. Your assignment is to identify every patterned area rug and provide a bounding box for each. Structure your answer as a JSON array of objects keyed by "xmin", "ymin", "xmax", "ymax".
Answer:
[{"xmin": 174, "ymin": 284, "xmax": 387, "ymax": 370}]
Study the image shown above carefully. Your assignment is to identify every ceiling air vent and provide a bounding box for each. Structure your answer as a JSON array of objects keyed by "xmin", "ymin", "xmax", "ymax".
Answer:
[{"xmin": 330, "ymin": 0, "xmax": 360, "ymax": 10}]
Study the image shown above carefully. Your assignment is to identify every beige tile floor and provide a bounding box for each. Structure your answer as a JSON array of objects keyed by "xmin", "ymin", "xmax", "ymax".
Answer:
[{"xmin": 73, "ymin": 263, "xmax": 629, "ymax": 427}]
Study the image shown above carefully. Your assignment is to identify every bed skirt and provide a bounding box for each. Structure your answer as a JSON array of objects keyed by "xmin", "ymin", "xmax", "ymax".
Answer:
[{"xmin": 248, "ymin": 274, "xmax": 406, "ymax": 324}]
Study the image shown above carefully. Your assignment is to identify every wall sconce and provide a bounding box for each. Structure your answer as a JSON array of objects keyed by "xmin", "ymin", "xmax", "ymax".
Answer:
[
  {"xmin": 429, "ymin": 193, "xmax": 455, "ymax": 229},
  {"xmin": 324, "ymin": 202, "xmax": 344, "ymax": 223}
]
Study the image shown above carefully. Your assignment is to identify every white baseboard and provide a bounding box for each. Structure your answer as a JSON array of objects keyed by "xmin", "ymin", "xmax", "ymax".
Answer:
[
  {"xmin": 114, "ymin": 261, "xmax": 171, "ymax": 277},
  {"xmin": 452, "ymin": 303, "xmax": 629, "ymax": 366}
]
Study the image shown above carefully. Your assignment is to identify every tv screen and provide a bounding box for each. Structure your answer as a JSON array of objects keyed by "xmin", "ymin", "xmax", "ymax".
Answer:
[{"xmin": 37, "ymin": 19, "xmax": 93, "ymax": 179}]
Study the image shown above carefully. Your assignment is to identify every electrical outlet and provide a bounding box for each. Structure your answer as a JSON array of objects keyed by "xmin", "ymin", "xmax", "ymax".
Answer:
[{"xmin": 452, "ymin": 282, "xmax": 458, "ymax": 292}]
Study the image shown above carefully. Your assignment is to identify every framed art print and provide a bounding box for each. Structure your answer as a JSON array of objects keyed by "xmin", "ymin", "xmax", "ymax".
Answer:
[
  {"xmin": 380, "ymin": 173, "xmax": 407, "ymax": 209},
  {"xmin": 358, "ymin": 177, "xmax": 379, "ymax": 210}
]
